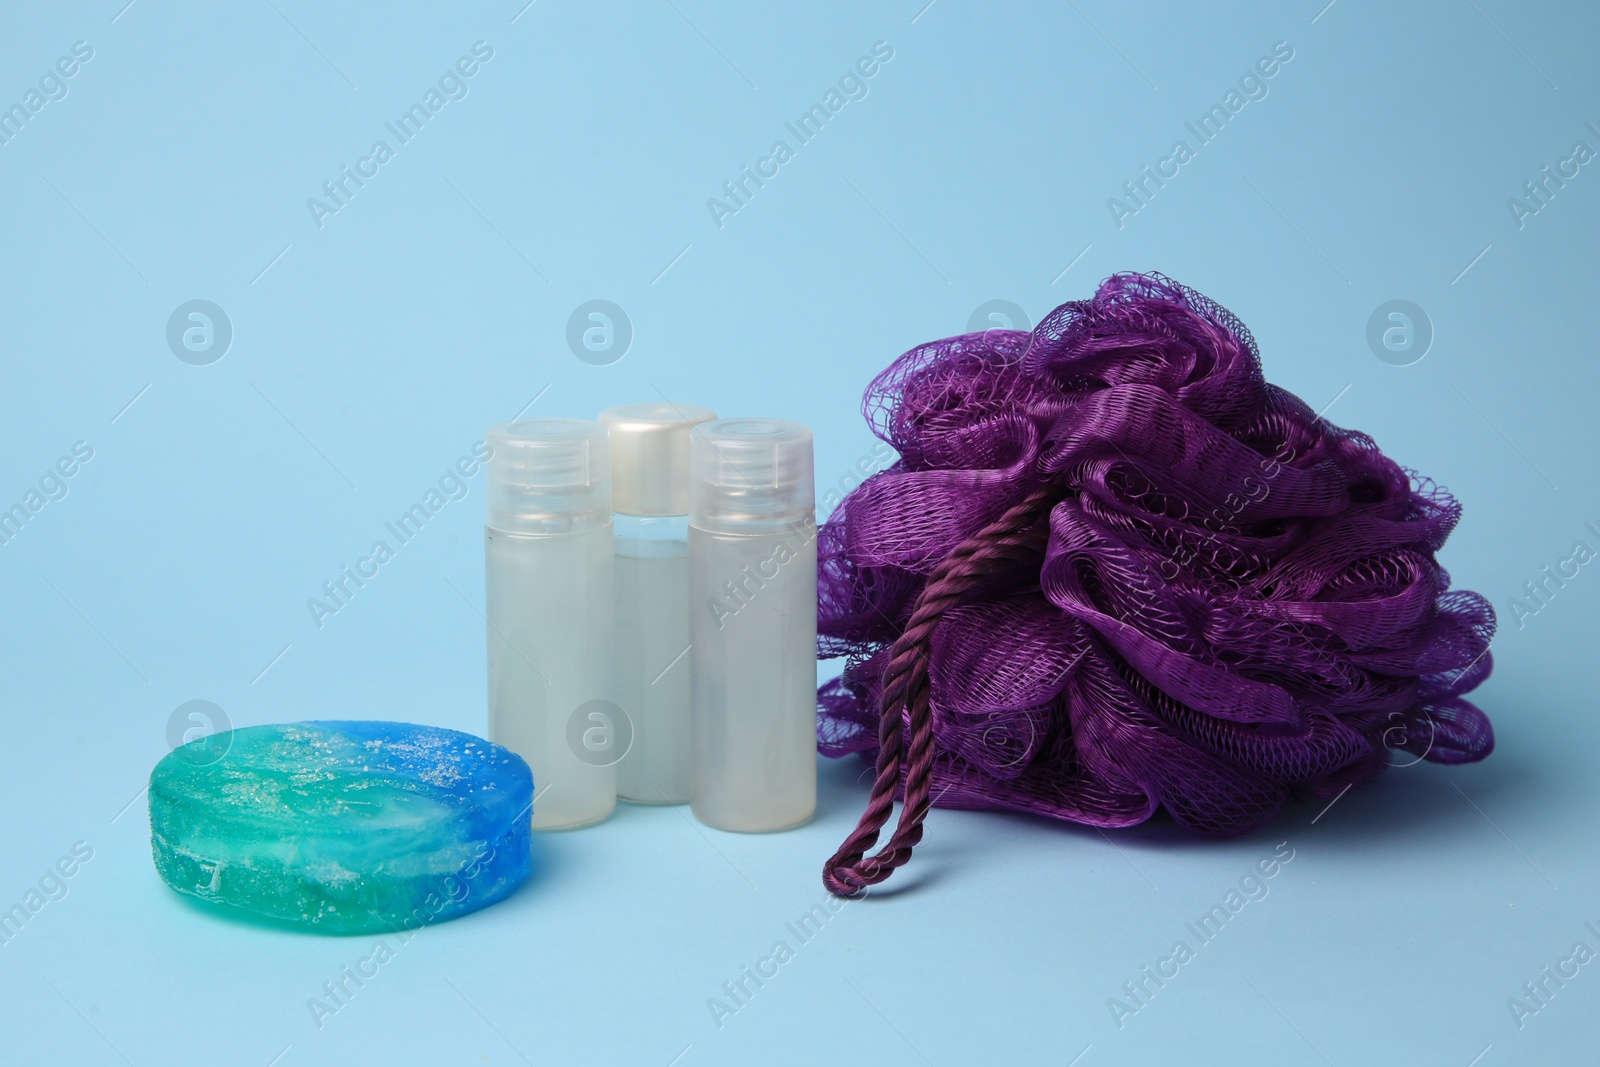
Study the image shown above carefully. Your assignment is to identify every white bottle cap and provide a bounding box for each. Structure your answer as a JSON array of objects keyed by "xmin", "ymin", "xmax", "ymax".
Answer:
[
  {"xmin": 597, "ymin": 402, "xmax": 717, "ymax": 516},
  {"xmin": 689, "ymin": 418, "xmax": 814, "ymax": 535},
  {"xmin": 485, "ymin": 418, "xmax": 611, "ymax": 535}
]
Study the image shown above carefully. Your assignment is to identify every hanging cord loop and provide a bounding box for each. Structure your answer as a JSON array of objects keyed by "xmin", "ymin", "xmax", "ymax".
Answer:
[{"xmin": 823, "ymin": 482, "xmax": 1059, "ymax": 896}]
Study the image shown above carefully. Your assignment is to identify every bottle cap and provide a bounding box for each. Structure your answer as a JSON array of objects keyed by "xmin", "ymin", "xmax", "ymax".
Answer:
[
  {"xmin": 597, "ymin": 402, "xmax": 717, "ymax": 516},
  {"xmin": 485, "ymin": 418, "xmax": 611, "ymax": 534},
  {"xmin": 689, "ymin": 418, "xmax": 814, "ymax": 535}
]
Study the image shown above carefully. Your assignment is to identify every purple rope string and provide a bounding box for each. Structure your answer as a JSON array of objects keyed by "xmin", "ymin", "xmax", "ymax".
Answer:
[{"xmin": 824, "ymin": 484, "xmax": 1056, "ymax": 895}]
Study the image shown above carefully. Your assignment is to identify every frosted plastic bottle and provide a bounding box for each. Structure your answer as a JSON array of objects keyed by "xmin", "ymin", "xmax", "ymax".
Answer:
[
  {"xmin": 484, "ymin": 418, "xmax": 616, "ymax": 830},
  {"xmin": 599, "ymin": 403, "xmax": 717, "ymax": 805},
  {"xmin": 689, "ymin": 418, "xmax": 818, "ymax": 832}
]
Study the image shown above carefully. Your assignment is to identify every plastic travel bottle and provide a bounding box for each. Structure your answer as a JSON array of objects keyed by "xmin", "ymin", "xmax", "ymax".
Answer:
[
  {"xmin": 484, "ymin": 418, "xmax": 617, "ymax": 830},
  {"xmin": 598, "ymin": 402, "xmax": 717, "ymax": 805},
  {"xmin": 688, "ymin": 418, "xmax": 818, "ymax": 832}
]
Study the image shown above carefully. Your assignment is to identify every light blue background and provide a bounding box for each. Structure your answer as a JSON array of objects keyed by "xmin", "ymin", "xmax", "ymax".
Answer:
[{"xmin": 1, "ymin": 1, "xmax": 1595, "ymax": 1064}]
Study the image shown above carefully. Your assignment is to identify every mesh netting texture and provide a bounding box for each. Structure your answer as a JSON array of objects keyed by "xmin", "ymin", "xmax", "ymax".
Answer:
[{"xmin": 818, "ymin": 272, "xmax": 1495, "ymax": 895}]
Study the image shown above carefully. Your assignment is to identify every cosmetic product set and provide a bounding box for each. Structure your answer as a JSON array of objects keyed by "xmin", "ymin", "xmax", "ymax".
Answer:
[
  {"xmin": 148, "ymin": 271, "xmax": 1501, "ymax": 928},
  {"xmin": 483, "ymin": 404, "xmax": 818, "ymax": 835},
  {"xmin": 149, "ymin": 403, "xmax": 819, "ymax": 932}
]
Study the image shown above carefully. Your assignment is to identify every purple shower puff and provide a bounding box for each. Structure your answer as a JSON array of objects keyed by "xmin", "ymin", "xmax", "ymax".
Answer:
[{"xmin": 818, "ymin": 272, "xmax": 1495, "ymax": 853}]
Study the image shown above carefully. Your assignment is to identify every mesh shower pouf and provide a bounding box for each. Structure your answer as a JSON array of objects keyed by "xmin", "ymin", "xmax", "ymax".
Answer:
[{"xmin": 817, "ymin": 272, "xmax": 1495, "ymax": 895}]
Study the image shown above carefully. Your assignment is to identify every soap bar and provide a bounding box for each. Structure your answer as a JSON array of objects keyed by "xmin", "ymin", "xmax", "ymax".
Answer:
[{"xmin": 150, "ymin": 721, "xmax": 532, "ymax": 934}]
